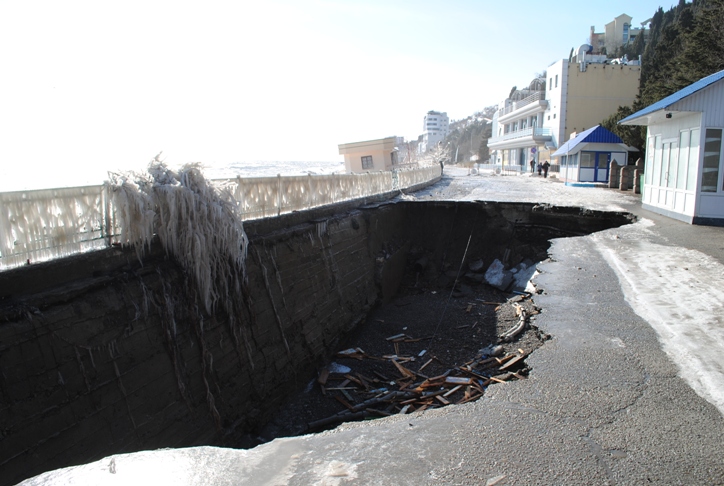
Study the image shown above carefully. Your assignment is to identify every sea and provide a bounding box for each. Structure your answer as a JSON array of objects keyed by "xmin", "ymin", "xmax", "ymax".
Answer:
[
  {"xmin": 0, "ymin": 160, "xmax": 347, "ymax": 193},
  {"xmin": 204, "ymin": 160, "xmax": 346, "ymax": 180}
]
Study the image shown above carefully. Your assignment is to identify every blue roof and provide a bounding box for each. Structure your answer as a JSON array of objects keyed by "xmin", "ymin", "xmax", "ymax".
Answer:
[
  {"xmin": 552, "ymin": 125, "xmax": 624, "ymax": 157},
  {"xmin": 620, "ymin": 69, "xmax": 724, "ymax": 124}
]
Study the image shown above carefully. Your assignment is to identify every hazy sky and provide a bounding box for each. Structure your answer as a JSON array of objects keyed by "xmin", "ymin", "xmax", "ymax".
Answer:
[{"xmin": 1, "ymin": 0, "xmax": 668, "ymax": 190}]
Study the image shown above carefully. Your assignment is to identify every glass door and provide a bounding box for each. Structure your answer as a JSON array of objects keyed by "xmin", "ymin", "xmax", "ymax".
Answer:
[{"xmin": 595, "ymin": 153, "xmax": 611, "ymax": 182}]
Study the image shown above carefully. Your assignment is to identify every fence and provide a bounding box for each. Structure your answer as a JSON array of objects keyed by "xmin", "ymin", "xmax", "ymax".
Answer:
[
  {"xmin": 0, "ymin": 165, "xmax": 441, "ymax": 271},
  {"xmin": 471, "ymin": 163, "xmax": 561, "ymax": 176}
]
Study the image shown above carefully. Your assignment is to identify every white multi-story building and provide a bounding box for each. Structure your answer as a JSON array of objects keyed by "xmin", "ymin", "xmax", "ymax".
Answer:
[
  {"xmin": 487, "ymin": 84, "xmax": 550, "ymax": 170},
  {"xmin": 488, "ymin": 46, "xmax": 641, "ymax": 172},
  {"xmin": 419, "ymin": 111, "xmax": 449, "ymax": 152}
]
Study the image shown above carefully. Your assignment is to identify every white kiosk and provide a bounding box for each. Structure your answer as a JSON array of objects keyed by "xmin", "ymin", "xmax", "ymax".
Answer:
[
  {"xmin": 620, "ymin": 69, "xmax": 724, "ymax": 226},
  {"xmin": 552, "ymin": 125, "xmax": 629, "ymax": 185}
]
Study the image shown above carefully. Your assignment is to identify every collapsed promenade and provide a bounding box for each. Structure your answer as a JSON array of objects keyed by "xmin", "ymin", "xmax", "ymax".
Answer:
[{"xmin": 21, "ymin": 167, "xmax": 724, "ymax": 485}]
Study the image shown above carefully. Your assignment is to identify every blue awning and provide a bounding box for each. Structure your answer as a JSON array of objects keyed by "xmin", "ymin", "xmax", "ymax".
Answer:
[{"xmin": 552, "ymin": 125, "xmax": 624, "ymax": 157}]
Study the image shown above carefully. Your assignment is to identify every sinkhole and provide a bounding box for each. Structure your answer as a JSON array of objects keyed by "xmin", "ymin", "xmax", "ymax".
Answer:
[
  {"xmin": 240, "ymin": 200, "xmax": 636, "ymax": 445},
  {"xmin": 0, "ymin": 199, "xmax": 636, "ymax": 485}
]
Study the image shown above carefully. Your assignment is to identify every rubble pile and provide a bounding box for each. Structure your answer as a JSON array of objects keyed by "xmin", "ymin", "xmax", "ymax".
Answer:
[{"xmin": 308, "ymin": 296, "xmax": 539, "ymax": 432}]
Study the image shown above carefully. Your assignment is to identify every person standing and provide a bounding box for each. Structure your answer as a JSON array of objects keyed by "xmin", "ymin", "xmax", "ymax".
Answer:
[
  {"xmin": 537, "ymin": 162, "xmax": 542, "ymax": 176},
  {"xmin": 529, "ymin": 159, "xmax": 535, "ymax": 173},
  {"xmin": 542, "ymin": 160, "xmax": 551, "ymax": 178}
]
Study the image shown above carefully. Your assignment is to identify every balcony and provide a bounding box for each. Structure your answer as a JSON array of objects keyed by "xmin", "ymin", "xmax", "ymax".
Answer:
[
  {"xmin": 498, "ymin": 92, "xmax": 548, "ymax": 123},
  {"xmin": 487, "ymin": 127, "xmax": 553, "ymax": 150}
]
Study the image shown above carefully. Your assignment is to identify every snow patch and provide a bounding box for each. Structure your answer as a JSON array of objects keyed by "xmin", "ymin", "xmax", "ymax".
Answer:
[{"xmin": 593, "ymin": 225, "xmax": 724, "ymax": 416}]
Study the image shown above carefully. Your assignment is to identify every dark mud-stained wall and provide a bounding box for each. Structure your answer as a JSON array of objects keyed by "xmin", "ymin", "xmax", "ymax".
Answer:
[{"xmin": 0, "ymin": 201, "xmax": 633, "ymax": 485}]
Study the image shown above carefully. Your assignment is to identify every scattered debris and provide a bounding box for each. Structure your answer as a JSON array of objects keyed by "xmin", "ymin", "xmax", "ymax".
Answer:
[
  {"xmin": 307, "ymin": 294, "xmax": 537, "ymax": 432},
  {"xmin": 257, "ymin": 257, "xmax": 549, "ymax": 442}
]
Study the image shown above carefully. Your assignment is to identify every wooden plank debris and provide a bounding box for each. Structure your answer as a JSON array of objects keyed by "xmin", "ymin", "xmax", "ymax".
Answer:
[
  {"xmin": 499, "ymin": 354, "xmax": 525, "ymax": 371},
  {"xmin": 392, "ymin": 360, "xmax": 415, "ymax": 379},
  {"xmin": 336, "ymin": 347, "xmax": 367, "ymax": 360},
  {"xmin": 445, "ymin": 376, "xmax": 473, "ymax": 385},
  {"xmin": 309, "ymin": 305, "xmax": 535, "ymax": 431},
  {"xmin": 335, "ymin": 395, "xmax": 355, "ymax": 411},
  {"xmin": 343, "ymin": 374, "xmax": 364, "ymax": 387},
  {"xmin": 418, "ymin": 358, "xmax": 433, "ymax": 372},
  {"xmin": 373, "ymin": 370, "xmax": 391, "ymax": 382},
  {"xmin": 317, "ymin": 368, "xmax": 329, "ymax": 385},
  {"xmin": 385, "ymin": 333, "xmax": 406, "ymax": 341}
]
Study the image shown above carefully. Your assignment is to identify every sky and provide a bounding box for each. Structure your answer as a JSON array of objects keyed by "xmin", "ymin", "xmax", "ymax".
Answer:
[{"xmin": 0, "ymin": 0, "xmax": 670, "ymax": 190}]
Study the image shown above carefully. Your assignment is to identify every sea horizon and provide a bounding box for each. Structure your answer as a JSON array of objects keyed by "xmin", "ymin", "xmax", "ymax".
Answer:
[{"xmin": 0, "ymin": 160, "xmax": 347, "ymax": 193}]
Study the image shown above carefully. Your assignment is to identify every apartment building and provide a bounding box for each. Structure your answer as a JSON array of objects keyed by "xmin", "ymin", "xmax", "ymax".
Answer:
[
  {"xmin": 338, "ymin": 136, "xmax": 403, "ymax": 173},
  {"xmin": 488, "ymin": 47, "xmax": 641, "ymax": 171},
  {"xmin": 590, "ymin": 13, "xmax": 650, "ymax": 55},
  {"xmin": 487, "ymin": 86, "xmax": 550, "ymax": 170},
  {"xmin": 419, "ymin": 111, "xmax": 450, "ymax": 153}
]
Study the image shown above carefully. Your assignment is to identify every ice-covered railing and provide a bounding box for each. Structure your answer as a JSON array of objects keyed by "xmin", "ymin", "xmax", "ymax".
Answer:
[
  {"xmin": 0, "ymin": 165, "xmax": 440, "ymax": 271},
  {"xmin": 231, "ymin": 166, "xmax": 441, "ymax": 220},
  {"xmin": 0, "ymin": 185, "xmax": 111, "ymax": 270}
]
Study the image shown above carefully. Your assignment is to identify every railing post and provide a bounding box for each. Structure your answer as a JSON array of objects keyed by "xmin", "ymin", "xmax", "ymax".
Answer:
[
  {"xmin": 277, "ymin": 174, "xmax": 282, "ymax": 216},
  {"xmin": 103, "ymin": 185, "xmax": 112, "ymax": 247}
]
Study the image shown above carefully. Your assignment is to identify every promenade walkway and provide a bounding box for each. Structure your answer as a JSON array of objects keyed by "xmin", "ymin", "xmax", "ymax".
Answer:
[{"xmin": 23, "ymin": 167, "xmax": 724, "ymax": 485}]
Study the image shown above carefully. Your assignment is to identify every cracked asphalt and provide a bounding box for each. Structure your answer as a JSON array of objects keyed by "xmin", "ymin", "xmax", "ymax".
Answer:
[{"xmin": 23, "ymin": 167, "xmax": 724, "ymax": 485}]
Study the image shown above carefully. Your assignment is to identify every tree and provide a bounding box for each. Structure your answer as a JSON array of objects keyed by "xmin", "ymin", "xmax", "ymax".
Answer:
[{"xmin": 602, "ymin": 105, "xmax": 645, "ymax": 159}]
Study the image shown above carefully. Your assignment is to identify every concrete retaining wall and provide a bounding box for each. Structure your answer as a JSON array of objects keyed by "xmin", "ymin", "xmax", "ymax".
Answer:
[
  {"xmin": 0, "ymin": 201, "xmax": 634, "ymax": 485},
  {"xmin": 0, "ymin": 203, "xmax": 393, "ymax": 485}
]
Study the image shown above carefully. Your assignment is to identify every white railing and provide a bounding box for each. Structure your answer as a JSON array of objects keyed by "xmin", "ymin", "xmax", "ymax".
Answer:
[
  {"xmin": 499, "ymin": 91, "xmax": 545, "ymax": 117},
  {"xmin": 0, "ymin": 165, "xmax": 441, "ymax": 271},
  {"xmin": 488, "ymin": 127, "xmax": 553, "ymax": 144}
]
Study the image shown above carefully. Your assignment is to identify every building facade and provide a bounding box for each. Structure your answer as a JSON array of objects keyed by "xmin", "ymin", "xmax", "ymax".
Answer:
[
  {"xmin": 338, "ymin": 136, "xmax": 403, "ymax": 173},
  {"xmin": 419, "ymin": 111, "xmax": 449, "ymax": 153},
  {"xmin": 488, "ymin": 50, "xmax": 641, "ymax": 171},
  {"xmin": 590, "ymin": 13, "xmax": 650, "ymax": 55},
  {"xmin": 620, "ymin": 70, "xmax": 724, "ymax": 225},
  {"xmin": 487, "ymin": 88, "xmax": 550, "ymax": 171}
]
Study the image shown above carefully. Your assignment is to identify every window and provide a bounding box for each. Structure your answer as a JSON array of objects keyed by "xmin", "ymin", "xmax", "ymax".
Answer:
[
  {"xmin": 652, "ymin": 135, "xmax": 662, "ymax": 186},
  {"xmin": 549, "ymin": 78, "xmax": 552, "ymax": 90},
  {"xmin": 677, "ymin": 130, "xmax": 689, "ymax": 190},
  {"xmin": 555, "ymin": 75, "xmax": 558, "ymax": 88},
  {"xmin": 687, "ymin": 129, "xmax": 700, "ymax": 191},
  {"xmin": 660, "ymin": 143, "xmax": 670, "ymax": 187},
  {"xmin": 580, "ymin": 152, "xmax": 595, "ymax": 168},
  {"xmin": 645, "ymin": 136, "xmax": 655, "ymax": 185},
  {"xmin": 702, "ymin": 128, "xmax": 722, "ymax": 192},
  {"xmin": 361, "ymin": 155, "xmax": 373, "ymax": 170}
]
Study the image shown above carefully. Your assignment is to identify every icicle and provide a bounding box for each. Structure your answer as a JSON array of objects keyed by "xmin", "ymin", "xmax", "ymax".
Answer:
[{"xmin": 104, "ymin": 157, "xmax": 248, "ymax": 314}]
